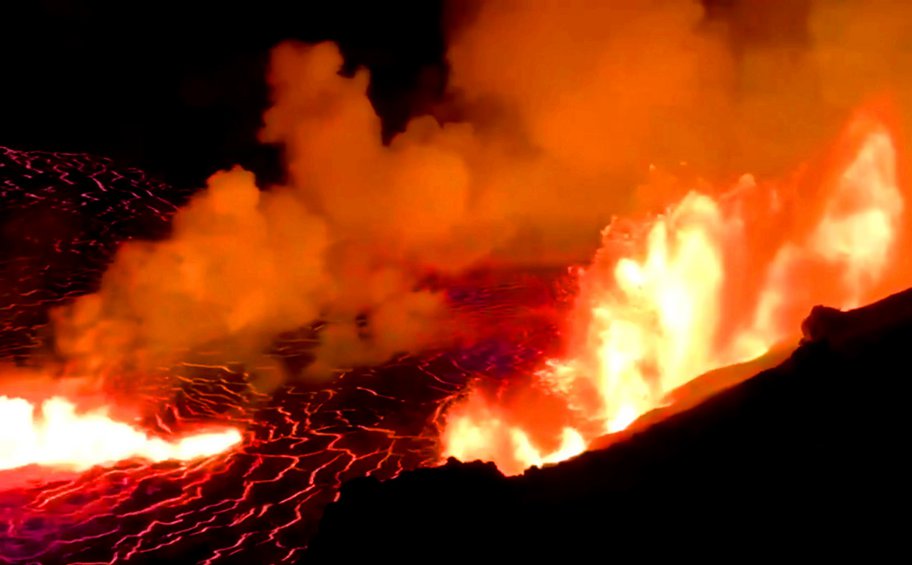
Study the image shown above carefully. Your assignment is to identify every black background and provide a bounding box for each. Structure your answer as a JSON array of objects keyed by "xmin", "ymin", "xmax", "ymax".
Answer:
[{"xmin": 0, "ymin": 0, "xmax": 462, "ymax": 187}]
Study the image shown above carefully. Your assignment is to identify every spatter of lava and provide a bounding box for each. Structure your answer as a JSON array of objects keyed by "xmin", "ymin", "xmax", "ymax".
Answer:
[
  {"xmin": 441, "ymin": 110, "xmax": 911, "ymax": 475},
  {"xmin": 0, "ymin": 146, "xmax": 565, "ymax": 562}
]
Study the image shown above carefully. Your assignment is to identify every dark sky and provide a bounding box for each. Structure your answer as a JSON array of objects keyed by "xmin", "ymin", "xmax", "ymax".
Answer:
[{"xmin": 0, "ymin": 0, "xmax": 456, "ymax": 187}]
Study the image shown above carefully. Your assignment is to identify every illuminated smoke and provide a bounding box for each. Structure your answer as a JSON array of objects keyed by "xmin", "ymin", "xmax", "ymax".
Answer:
[
  {"xmin": 51, "ymin": 44, "xmax": 464, "ymax": 383},
  {"xmin": 437, "ymin": 0, "xmax": 912, "ymax": 260},
  {"xmin": 43, "ymin": 0, "xmax": 912, "ymax": 390}
]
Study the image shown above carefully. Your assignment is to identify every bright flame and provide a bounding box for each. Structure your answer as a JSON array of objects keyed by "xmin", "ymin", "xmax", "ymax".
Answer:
[
  {"xmin": 0, "ymin": 395, "xmax": 243, "ymax": 472},
  {"xmin": 442, "ymin": 113, "xmax": 906, "ymax": 475}
]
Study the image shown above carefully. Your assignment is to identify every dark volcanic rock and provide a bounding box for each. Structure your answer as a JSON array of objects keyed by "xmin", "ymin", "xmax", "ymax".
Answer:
[
  {"xmin": 802, "ymin": 287, "xmax": 912, "ymax": 349},
  {"xmin": 307, "ymin": 292, "xmax": 912, "ymax": 562}
]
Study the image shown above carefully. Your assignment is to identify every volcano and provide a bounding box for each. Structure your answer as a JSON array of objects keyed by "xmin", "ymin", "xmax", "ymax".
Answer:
[{"xmin": 6, "ymin": 1, "xmax": 912, "ymax": 563}]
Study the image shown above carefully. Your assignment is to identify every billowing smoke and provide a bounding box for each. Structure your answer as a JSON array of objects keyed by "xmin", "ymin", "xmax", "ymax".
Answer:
[
  {"xmin": 52, "ymin": 44, "xmax": 471, "ymax": 383},
  {"xmin": 51, "ymin": 168, "xmax": 331, "ymax": 377},
  {"xmin": 47, "ymin": 0, "xmax": 912, "ymax": 386},
  {"xmin": 438, "ymin": 0, "xmax": 912, "ymax": 256}
]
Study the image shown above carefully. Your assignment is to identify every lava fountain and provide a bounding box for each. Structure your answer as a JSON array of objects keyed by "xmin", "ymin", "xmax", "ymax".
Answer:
[
  {"xmin": 442, "ymin": 110, "xmax": 907, "ymax": 475},
  {"xmin": 0, "ymin": 395, "xmax": 242, "ymax": 472}
]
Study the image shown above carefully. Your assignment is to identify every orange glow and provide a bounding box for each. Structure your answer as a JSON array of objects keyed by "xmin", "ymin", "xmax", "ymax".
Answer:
[
  {"xmin": 0, "ymin": 395, "xmax": 242, "ymax": 472},
  {"xmin": 442, "ymin": 112, "xmax": 906, "ymax": 475}
]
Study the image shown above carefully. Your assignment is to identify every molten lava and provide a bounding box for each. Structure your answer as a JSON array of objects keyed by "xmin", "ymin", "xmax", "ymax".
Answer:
[
  {"xmin": 442, "ymin": 112, "xmax": 907, "ymax": 475},
  {"xmin": 0, "ymin": 395, "xmax": 242, "ymax": 472}
]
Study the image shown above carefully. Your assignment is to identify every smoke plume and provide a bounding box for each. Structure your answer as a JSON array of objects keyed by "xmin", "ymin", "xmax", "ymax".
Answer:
[
  {"xmin": 51, "ymin": 44, "xmax": 470, "ymax": 383},
  {"xmin": 46, "ymin": 0, "xmax": 912, "ymax": 386}
]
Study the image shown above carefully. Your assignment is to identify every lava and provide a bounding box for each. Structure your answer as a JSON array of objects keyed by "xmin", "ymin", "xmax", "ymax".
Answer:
[
  {"xmin": 2, "ymin": 108, "xmax": 908, "ymax": 562},
  {"xmin": 0, "ymin": 143, "xmax": 562, "ymax": 562},
  {"xmin": 441, "ymin": 111, "xmax": 909, "ymax": 475},
  {"xmin": 0, "ymin": 395, "xmax": 242, "ymax": 472},
  {"xmin": 0, "ymin": 115, "xmax": 908, "ymax": 561},
  {"xmin": 3, "ymin": 0, "xmax": 912, "ymax": 561}
]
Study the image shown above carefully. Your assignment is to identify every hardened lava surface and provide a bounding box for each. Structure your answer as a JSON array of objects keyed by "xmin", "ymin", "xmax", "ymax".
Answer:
[
  {"xmin": 0, "ymin": 146, "xmax": 194, "ymax": 361},
  {"xmin": 0, "ymin": 147, "xmax": 565, "ymax": 564}
]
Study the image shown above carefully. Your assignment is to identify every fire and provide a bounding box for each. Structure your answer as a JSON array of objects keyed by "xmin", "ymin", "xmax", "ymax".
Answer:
[
  {"xmin": 442, "ymin": 112, "xmax": 905, "ymax": 475},
  {"xmin": 0, "ymin": 395, "xmax": 242, "ymax": 472}
]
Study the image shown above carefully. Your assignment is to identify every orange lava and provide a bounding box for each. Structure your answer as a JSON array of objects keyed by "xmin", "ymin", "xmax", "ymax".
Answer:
[
  {"xmin": 0, "ymin": 395, "xmax": 242, "ymax": 472},
  {"xmin": 442, "ymin": 110, "xmax": 908, "ymax": 475}
]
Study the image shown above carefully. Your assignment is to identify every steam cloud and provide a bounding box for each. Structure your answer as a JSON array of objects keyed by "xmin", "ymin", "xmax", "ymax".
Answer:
[{"xmin": 47, "ymin": 0, "xmax": 912, "ymax": 385}]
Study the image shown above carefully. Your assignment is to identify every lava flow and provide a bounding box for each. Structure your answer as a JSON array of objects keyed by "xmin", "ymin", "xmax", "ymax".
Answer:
[
  {"xmin": 0, "ymin": 144, "xmax": 563, "ymax": 563},
  {"xmin": 0, "ymin": 395, "xmax": 241, "ymax": 472},
  {"xmin": 442, "ymin": 110, "xmax": 909, "ymax": 475}
]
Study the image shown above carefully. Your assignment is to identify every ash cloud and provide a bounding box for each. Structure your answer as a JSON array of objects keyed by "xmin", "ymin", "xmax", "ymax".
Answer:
[{"xmin": 47, "ymin": 0, "xmax": 912, "ymax": 384}]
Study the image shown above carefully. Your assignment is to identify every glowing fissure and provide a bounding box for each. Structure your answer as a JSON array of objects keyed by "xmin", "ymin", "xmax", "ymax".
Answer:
[
  {"xmin": 0, "ymin": 395, "xmax": 242, "ymax": 472},
  {"xmin": 443, "ymin": 115, "xmax": 905, "ymax": 475}
]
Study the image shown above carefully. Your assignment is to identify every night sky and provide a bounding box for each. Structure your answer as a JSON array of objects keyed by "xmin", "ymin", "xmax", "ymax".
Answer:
[{"xmin": 0, "ymin": 0, "xmax": 460, "ymax": 188}]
